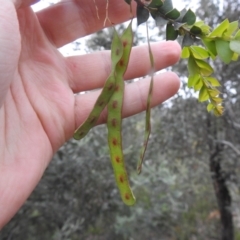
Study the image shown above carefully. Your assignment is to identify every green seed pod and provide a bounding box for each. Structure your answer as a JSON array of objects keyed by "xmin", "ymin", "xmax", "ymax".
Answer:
[
  {"xmin": 74, "ymin": 29, "xmax": 123, "ymax": 140},
  {"xmin": 107, "ymin": 21, "xmax": 136, "ymax": 206}
]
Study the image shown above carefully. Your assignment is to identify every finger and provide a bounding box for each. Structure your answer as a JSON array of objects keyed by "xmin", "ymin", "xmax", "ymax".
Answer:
[
  {"xmin": 74, "ymin": 71, "xmax": 180, "ymax": 128},
  {"xmin": 36, "ymin": 0, "xmax": 136, "ymax": 47},
  {"xmin": 66, "ymin": 41, "xmax": 181, "ymax": 92},
  {"xmin": 13, "ymin": 0, "xmax": 40, "ymax": 8}
]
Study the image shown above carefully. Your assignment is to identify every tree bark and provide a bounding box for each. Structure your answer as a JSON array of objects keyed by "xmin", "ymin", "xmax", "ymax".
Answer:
[{"xmin": 209, "ymin": 143, "xmax": 234, "ymax": 240}]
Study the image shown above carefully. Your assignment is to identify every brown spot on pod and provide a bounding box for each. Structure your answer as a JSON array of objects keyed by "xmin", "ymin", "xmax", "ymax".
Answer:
[
  {"xmin": 115, "ymin": 85, "xmax": 120, "ymax": 92},
  {"xmin": 119, "ymin": 59, "xmax": 124, "ymax": 67},
  {"xmin": 79, "ymin": 131, "xmax": 85, "ymax": 137},
  {"xmin": 119, "ymin": 175, "xmax": 124, "ymax": 183},
  {"xmin": 107, "ymin": 83, "xmax": 114, "ymax": 91},
  {"xmin": 125, "ymin": 193, "xmax": 130, "ymax": 200},
  {"xmin": 98, "ymin": 100, "xmax": 105, "ymax": 107},
  {"xmin": 111, "ymin": 118, "xmax": 117, "ymax": 127},
  {"xmin": 115, "ymin": 156, "xmax": 121, "ymax": 163},
  {"xmin": 112, "ymin": 138, "xmax": 118, "ymax": 146},
  {"xmin": 122, "ymin": 40, "xmax": 128, "ymax": 47},
  {"xmin": 112, "ymin": 100, "xmax": 118, "ymax": 109},
  {"xmin": 89, "ymin": 116, "xmax": 96, "ymax": 124}
]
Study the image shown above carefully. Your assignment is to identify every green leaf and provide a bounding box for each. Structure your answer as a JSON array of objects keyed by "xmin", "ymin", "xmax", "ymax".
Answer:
[
  {"xmin": 175, "ymin": 8, "xmax": 187, "ymax": 22},
  {"xmin": 148, "ymin": 0, "xmax": 164, "ymax": 8},
  {"xmin": 165, "ymin": 8, "xmax": 180, "ymax": 20},
  {"xmin": 194, "ymin": 21, "xmax": 211, "ymax": 35},
  {"xmin": 208, "ymin": 89, "xmax": 221, "ymax": 97},
  {"xmin": 190, "ymin": 26, "xmax": 202, "ymax": 35},
  {"xmin": 188, "ymin": 74, "xmax": 200, "ymax": 87},
  {"xmin": 181, "ymin": 47, "xmax": 190, "ymax": 58},
  {"xmin": 209, "ymin": 19, "xmax": 229, "ymax": 38},
  {"xmin": 230, "ymin": 40, "xmax": 240, "ymax": 54},
  {"xmin": 194, "ymin": 78, "xmax": 203, "ymax": 91},
  {"xmin": 199, "ymin": 86, "xmax": 209, "ymax": 102},
  {"xmin": 211, "ymin": 96, "xmax": 223, "ymax": 104},
  {"xmin": 159, "ymin": 0, "xmax": 173, "ymax": 14},
  {"xmin": 182, "ymin": 9, "xmax": 196, "ymax": 25},
  {"xmin": 202, "ymin": 38, "xmax": 217, "ymax": 59},
  {"xmin": 136, "ymin": 4, "xmax": 149, "ymax": 26},
  {"xmin": 166, "ymin": 23, "xmax": 179, "ymax": 40},
  {"xmin": 195, "ymin": 59, "xmax": 214, "ymax": 76},
  {"xmin": 224, "ymin": 21, "xmax": 239, "ymax": 37},
  {"xmin": 214, "ymin": 105, "xmax": 224, "ymax": 116},
  {"xmin": 190, "ymin": 46, "xmax": 209, "ymax": 59},
  {"xmin": 187, "ymin": 56, "xmax": 199, "ymax": 75},
  {"xmin": 215, "ymin": 39, "xmax": 234, "ymax": 64},
  {"xmin": 232, "ymin": 52, "xmax": 239, "ymax": 61},
  {"xmin": 234, "ymin": 30, "xmax": 240, "ymax": 40},
  {"xmin": 207, "ymin": 103, "xmax": 214, "ymax": 112},
  {"xmin": 205, "ymin": 77, "xmax": 221, "ymax": 87}
]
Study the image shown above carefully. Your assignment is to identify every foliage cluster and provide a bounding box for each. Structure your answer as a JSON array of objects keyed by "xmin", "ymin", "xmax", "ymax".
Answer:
[{"xmin": 128, "ymin": 0, "xmax": 240, "ymax": 116}]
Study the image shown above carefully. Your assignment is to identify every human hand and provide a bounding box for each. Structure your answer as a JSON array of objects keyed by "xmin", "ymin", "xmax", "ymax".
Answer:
[{"xmin": 0, "ymin": 0, "xmax": 181, "ymax": 228}]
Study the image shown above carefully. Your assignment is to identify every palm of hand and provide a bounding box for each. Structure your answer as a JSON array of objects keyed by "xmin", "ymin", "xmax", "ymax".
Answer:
[{"xmin": 0, "ymin": 4, "xmax": 76, "ymax": 227}]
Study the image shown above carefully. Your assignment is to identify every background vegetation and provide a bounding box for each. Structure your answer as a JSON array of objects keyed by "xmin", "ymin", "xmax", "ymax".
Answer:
[{"xmin": 1, "ymin": 0, "xmax": 240, "ymax": 239}]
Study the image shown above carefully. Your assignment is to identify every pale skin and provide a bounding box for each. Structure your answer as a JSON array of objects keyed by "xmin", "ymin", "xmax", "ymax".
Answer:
[{"xmin": 0, "ymin": 0, "xmax": 181, "ymax": 229}]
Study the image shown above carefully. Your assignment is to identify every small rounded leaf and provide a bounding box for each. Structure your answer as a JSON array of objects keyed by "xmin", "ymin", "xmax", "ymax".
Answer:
[
  {"xmin": 190, "ymin": 26, "xmax": 202, "ymax": 35},
  {"xmin": 165, "ymin": 8, "xmax": 180, "ymax": 20},
  {"xmin": 187, "ymin": 56, "xmax": 199, "ymax": 75},
  {"xmin": 190, "ymin": 46, "xmax": 210, "ymax": 59},
  {"xmin": 215, "ymin": 39, "xmax": 234, "ymax": 64},
  {"xmin": 207, "ymin": 103, "xmax": 215, "ymax": 112},
  {"xmin": 202, "ymin": 38, "xmax": 217, "ymax": 58},
  {"xmin": 230, "ymin": 40, "xmax": 240, "ymax": 54},
  {"xmin": 148, "ymin": 0, "xmax": 164, "ymax": 8},
  {"xmin": 166, "ymin": 23, "xmax": 179, "ymax": 40},
  {"xmin": 188, "ymin": 74, "xmax": 200, "ymax": 88},
  {"xmin": 205, "ymin": 77, "xmax": 221, "ymax": 87},
  {"xmin": 199, "ymin": 86, "xmax": 209, "ymax": 102},
  {"xmin": 182, "ymin": 9, "xmax": 196, "ymax": 25},
  {"xmin": 181, "ymin": 46, "xmax": 190, "ymax": 58},
  {"xmin": 195, "ymin": 59, "xmax": 214, "ymax": 76},
  {"xmin": 159, "ymin": 0, "xmax": 173, "ymax": 14},
  {"xmin": 209, "ymin": 19, "xmax": 229, "ymax": 38}
]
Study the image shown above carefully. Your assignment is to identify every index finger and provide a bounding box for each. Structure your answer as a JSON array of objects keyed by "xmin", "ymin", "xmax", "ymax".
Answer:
[{"xmin": 36, "ymin": 0, "xmax": 136, "ymax": 47}]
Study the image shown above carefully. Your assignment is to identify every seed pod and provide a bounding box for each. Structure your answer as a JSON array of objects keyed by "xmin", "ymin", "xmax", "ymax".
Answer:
[
  {"xmin": 74, "ymin": 29, "xmax": 123, "ymax": 140},
  {"xmin": 107, "ymin": 22, "xmax": 136, "ymax": 206},
  {"xmin": 137, "ymin": 23, "xmax": 154, "ymax": 174}
]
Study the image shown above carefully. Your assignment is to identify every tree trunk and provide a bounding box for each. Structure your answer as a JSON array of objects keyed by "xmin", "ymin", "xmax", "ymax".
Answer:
[{"xmin": 209, "ymin": 143, "xmax": 234, "ymax": 240}]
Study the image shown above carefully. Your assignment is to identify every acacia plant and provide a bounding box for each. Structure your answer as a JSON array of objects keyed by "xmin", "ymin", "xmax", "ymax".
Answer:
[{"xmin": 74, "ymin": 0, "xmax": 240, "ymax": 205}]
